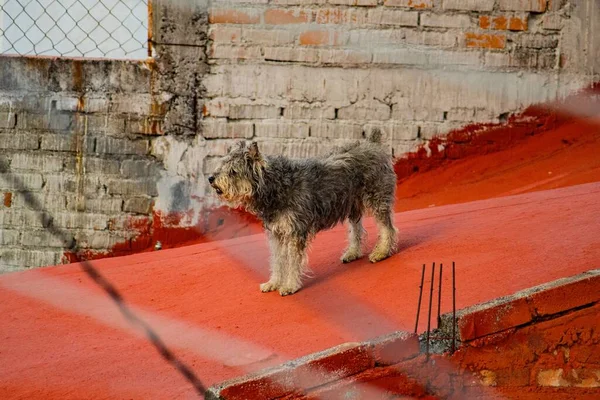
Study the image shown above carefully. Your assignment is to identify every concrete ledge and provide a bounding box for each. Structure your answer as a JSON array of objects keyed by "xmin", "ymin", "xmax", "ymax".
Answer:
[
  {"xmin": 205, "ymin": 331, "xmax": 419, "ymax": 400},
  {"xmin": 441, "ymin": 269, "xmax": 600, "ymax": 342}
]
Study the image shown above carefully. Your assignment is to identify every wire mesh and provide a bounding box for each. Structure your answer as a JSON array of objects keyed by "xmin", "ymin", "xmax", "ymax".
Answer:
[{"xmin": 0, "ymin": 0, "xmax": 149, "ymax": 59}]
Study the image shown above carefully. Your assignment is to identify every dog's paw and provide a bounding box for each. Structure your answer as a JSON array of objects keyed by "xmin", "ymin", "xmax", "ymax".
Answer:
[
  {"xmin": 341, "ymin": 248, "xmax": 362, "ymax": 263},
  {"xmin": 278, "ymin": 285, "xmax": 301, "ymax": 296},
  {"xmin": 368, "ymin": 249, "xmax": 390, "ymax": 263},
  {"xmin": 260, "ymin": 281, "xmax": 279, "ymax": 293}
]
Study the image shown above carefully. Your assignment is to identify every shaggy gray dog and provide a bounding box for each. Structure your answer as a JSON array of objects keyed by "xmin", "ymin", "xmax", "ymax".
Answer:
[{"xmin": 209, "ymin": 129, "xmax": 398, "ymax": 296}]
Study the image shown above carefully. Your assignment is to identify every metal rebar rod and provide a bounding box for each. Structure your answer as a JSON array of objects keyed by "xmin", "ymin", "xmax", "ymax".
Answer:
[
  {"xmin": 426, "ymin": 262, "xmax": 436, "ymax": 359},
  {"xmin": 414, "ymin": 264, "xmax": 426, "ymax": 334},
  {"xmin": 437, "ymin": 263, "xmax": 443, "ymax": 328},
  {"xmin": 452, "ymin": 261, "xmax": 456, "ymax": 354}
]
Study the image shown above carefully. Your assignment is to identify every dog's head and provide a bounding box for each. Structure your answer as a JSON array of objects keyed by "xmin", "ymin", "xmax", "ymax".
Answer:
[{"xmin": 208, "ymin": 141, "xmax": 266, "ymax": 206}]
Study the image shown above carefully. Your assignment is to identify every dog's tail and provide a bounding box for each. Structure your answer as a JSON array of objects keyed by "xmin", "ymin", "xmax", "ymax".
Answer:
[{"xmin": 368, "ymin": 127, "xmax": 382, "ymax": 143}]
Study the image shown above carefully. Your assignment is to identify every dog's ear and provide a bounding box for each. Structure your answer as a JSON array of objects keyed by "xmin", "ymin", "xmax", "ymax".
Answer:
[{"xmin": 248, "ymin": 141, "xmax": 261, "ymax": 160}]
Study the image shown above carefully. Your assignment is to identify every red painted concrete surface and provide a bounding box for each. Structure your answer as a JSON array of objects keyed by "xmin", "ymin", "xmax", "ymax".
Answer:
[{"xmin": 1, "ymin": 181, "xmax": 600, "ymax": 399}]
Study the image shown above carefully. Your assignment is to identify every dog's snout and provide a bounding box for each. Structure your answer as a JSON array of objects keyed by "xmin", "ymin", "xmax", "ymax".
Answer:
[{"xmin": 208, "ymin": 176, "xmax": 215, "ymax": 184}]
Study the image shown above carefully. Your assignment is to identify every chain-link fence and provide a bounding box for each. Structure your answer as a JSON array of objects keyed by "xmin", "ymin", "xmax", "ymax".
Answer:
[{"xmin": 0, "ymin": 0, "xmax": 149, "ymax": 59}]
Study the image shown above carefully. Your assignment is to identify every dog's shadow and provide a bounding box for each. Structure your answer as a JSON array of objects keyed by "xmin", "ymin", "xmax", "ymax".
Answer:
[{"xmin": 303, "ymin": 220, "xmax": 446, "ymax": 290}]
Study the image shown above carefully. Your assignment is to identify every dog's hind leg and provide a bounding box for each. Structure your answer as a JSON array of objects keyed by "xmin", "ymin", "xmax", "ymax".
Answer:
[
  {"xmin": 341, "ymin": 216, "xmax": 364, "ymax": 263},
  {"xmin": 278, "ymin": 236, "xmax": 307, "ymax": 296},
  {"xmin": 368, "ymin": 204, "xmax": 397, "ymax": 263},
  {"xmin": 260, "ymin": 232, "xmax": 285, "ymax": 293}
]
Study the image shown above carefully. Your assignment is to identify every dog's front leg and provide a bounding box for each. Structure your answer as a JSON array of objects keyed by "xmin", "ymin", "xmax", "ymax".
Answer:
[
  {"xmin": 260, "ymin": 232, "xmax": 285, "ymax": 293},
  {"xmin": 278, "ymin": 235, "xmax": 307, "ymax": 296}
]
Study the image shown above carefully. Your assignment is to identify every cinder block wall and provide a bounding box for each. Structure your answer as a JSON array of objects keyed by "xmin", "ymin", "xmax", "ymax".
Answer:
[
  {"xmin": 1, "ymin": 0, "xmax": 598, "ymax": 271},
  {"xmin": 200, "ymin": 0, "xmax": 599, "ymax": 199}
]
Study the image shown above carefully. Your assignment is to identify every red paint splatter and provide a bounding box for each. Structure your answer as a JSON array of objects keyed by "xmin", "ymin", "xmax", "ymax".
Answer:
[
  {"xmin": 3, "ymin": 192, "xmax": 12, "ymax": 207},
  {"xmin": 394, "ymin": 82, "xmax": 600, "ymax": 181},
  {"xmin": 63, "ymin": 207, "xmax": 262, "ymax": 262}
]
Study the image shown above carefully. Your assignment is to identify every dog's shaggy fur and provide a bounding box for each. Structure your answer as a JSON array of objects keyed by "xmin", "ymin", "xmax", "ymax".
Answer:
[{"xmin": 209, "ymin": 129, "xmax": 398, "ymax": 296}]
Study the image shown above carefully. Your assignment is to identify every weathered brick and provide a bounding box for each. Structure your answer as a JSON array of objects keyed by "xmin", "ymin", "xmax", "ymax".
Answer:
[
  {"xmin": 368, "ymin": 9, "xmax": 419, "ymax": 26},
  {"xmin": 537, "ymin": 51, "xmax": 557, "ymax": 69},
  {"xmin": 202, "ymin": 119, "xmax": 255, "ymax": 139},
  {"xmin": 44, "ymin": 174, "xmax": 101, "ymax": 194},
  {"xmin": 465, "ymin": 33, "xmax": 506, "ymax": 49},
  {"xmin": 83, "ymin": 158, "xmax": 121, "ymax": 175},
  {"xmin": 85, "ymin": 115, "xmax": 126, "ymax": 134},
  {"xmin": 11, "ymin": 153, "xmax": 64, "ymax": 172},
  {"xmin": 442, "ymin": 0, "xmax": 495, "ymax": 11},
  {"xmin": 94, "ymin": 137, "xmax": 149, "ymax": 155},
  {"xmin": 498, "ymin": 0, "xmax": 547, "ymax": 12},
  {"xmin": 418, "ymin": 121, "xmax": 462, "ymax": 139},
  {"xmin": 255, "ymin": 120, "xmax": 310, "ymax": 138},
  {"xmin": 263, "ymin": 47, "xmax": 319, "ymax": 63},
  {"xmin": 120, "ymin": 160, "xmax": 160, "ymax": 178},
  {"xmin": 309, "ymin": 121, "xmax": 363, "ymax": 139},
  {"xmin": 205, "ymin": 140, "xmax": 243, "ymax": 157},
  {"xmin": 107, "ymin": 215, "xmax": 152, "ymax": 232},
  {"xmin": 0, "ymin": 134, "xmax": 39, "ymax": 150},
  {"xmin": 265, "ymin": 8, "xmax": 311, "ymax": 24},
  {"xmin": 329, "ymin": 0, "xmax": 377, "ymax": 6},
  {"xmin": 49, "ymin": 96, "xmax": 80, "ymax": 112},
  {"xmin": 0, "ymin": 248, "xmax": 58, "ymax": 268},
  {"xmin": 210, "ymin": 26, "xmax": 242, "ymax": 43},
  {"xmin": 21, "ymin": 230, "xmax": 74, "ymax": 248},
  {"xmin": 40, "ymin": 134, "xmax": 76, "ymax": 152},
  {"xmin": 346, "ymin": 29, "xmax": 404, "ymax": 47},
  {"xmin": 108, "ymin": 94, "xmax": 154, "ymax": 115},
  {"xmin": 210, "ymin": 44, "xmax": 262, "ymax": 60},
  {"xmin": 387, "ymin": 123, "xmax": 420, "ymax": 141},
  {"xmin": 209, "ymin": 8, "xmax": 261, "ymax": 24},
  {"xmin": 73, "ymin": 230, "xmax": 126, "ymax": 250},
  {"xmin": 480, "ymin": 15, "xmax": 528, "ymax": 31},
  {"xmin": 52, "ymin": 213, "xmax": 109, "ymax": 230},
  {"xmin": 338, "ymin": 100, "xmax": 391, "ymax": 120},
  {"xmin": 393, "ymin": 101, "xmax": 445, "ymax": 121},
  {"xmin": 315, "ymin": 8, "xmax": 368, "ymax": 24},
  {"xmin": 516, "ymin": 34, "xmax": 558, "ymax": 48},
  {"xmin": 242, "ymin": 28, "xmax": 295, "ymax": 45},
  {"xmin": 320, "ymin": 49, "xmax": 372, "ymax": 64},
  {"xmin": 421, "ymin": 13, "xmax": 472, "ymax": 29},
  {"xmin": 126, "ymin": 116, "xmax": 166, "ymax": 136},
  {"xmin": 0, "ymin": 112, "xmax": 16, "ymax": 129},
  {"xmin": 283, "ymin": 103, "xmax": 335, "ymax": 120},
  {"xmin": 372, "ymin": 48, "xmax": 429, "ymax": 65},
  {"xmin": 212, "ymin": 0, "xmax": 268, "ymax": 4},
  {"xmin": 0, "ymin": 210, "xmax": 52, "ymax": 228},
  {"xmin": 83, "ymin": 97, "xmax": 110, "ymax": 113},
  {"xmin": 66, "ymin": 197, "xmax": 123, "ymax": 213},
  {"xmin": 229, "ymin": 104, "xmax": 282, "ymax": 120},
  {"xmin": 405, "ymin": 30, "xmax": 459, "ymax": 47},
  {"xmin": 272, "ymin": 0, "xmax": 326, "ymax": 4},
  {"xmin": 392, "ymin": 140, "xmax": 421, "ymax": 157},
  {"xmin": 542, "ymin": 14, "xmax": 562, "ymax": 30},
  {"xmin": 11, "ymin": 192, "xmax": 67, "ymax": 211},
  {"xmin": 547, "ymin": 0, "xmax": 564, "ymax": 11},
  {"xmin": 18, "ymin": 112, "xmax": 73, "ymax": 131},
  {"xmin": 106, "ymin": 179, "xmax": 158, "ymax": 197},
  {"xmin": 123, "ymin": 197, "xmax": 154, "ymax": 214},
  {"xmin": 0, "ymin": 229, "xmax": 20, "ymax": 245},
  {"xmin": 0, "ymin": 172, "xmax": 44, "ymax": 190},
  {"xmin": 384, "ymin": 0, "xmax": 433, "ymax": 8},
  {"xmin": 299, "ymin": 30, "xmax": 341, "ymax": 46}
]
